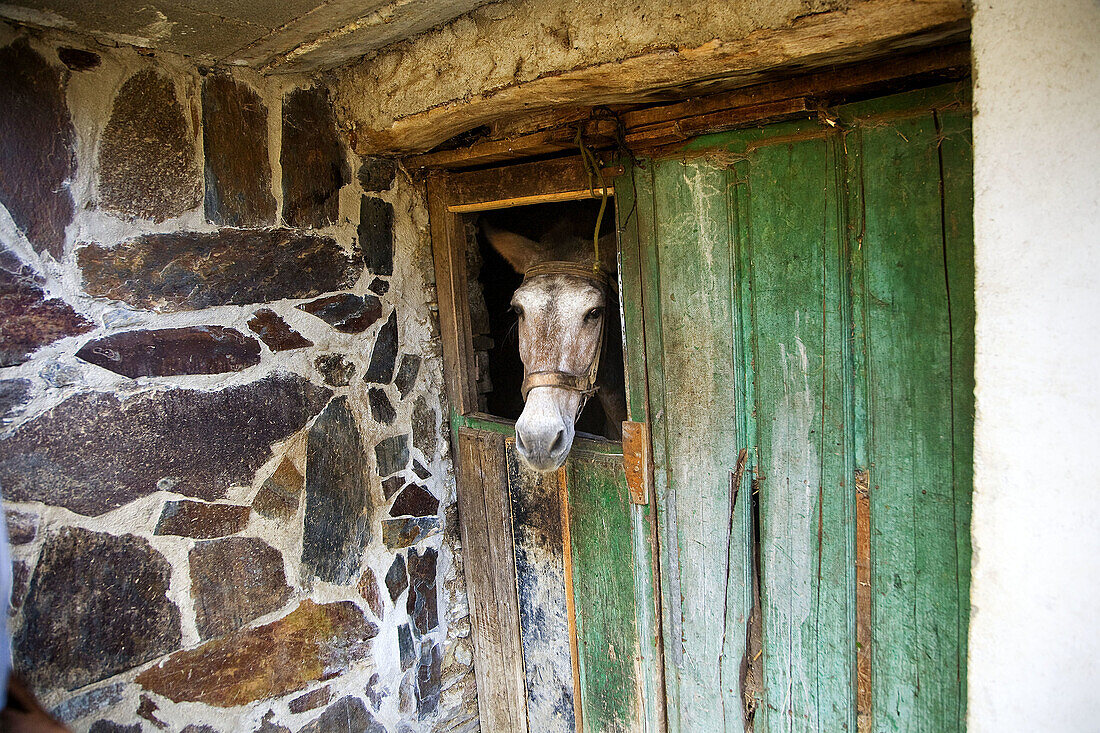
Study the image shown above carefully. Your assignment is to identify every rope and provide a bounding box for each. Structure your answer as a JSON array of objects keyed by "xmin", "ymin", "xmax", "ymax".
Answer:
[{"xmin": 574, "ymin": 125, "xmax": 609, "ymax": 274}]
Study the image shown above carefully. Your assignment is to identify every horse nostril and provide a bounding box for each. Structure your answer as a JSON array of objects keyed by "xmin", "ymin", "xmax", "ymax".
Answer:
[
  {"xmin": 516, "ymin": 432, "xmax": 528, "ymax": 454},
  {"xmin": 549, "ymin": 429, "xmax": 564, "ymax": 454}
]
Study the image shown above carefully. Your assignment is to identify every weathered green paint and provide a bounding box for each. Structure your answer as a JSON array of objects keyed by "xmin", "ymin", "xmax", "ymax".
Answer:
[
  {"xmin": 619, "ymin": 84, "xmax": 973, "ymax": 732},
  {"xmin": 616, "ymin": 166, "xmax": 670, "ymax": 733},
  {"xmin": 568, "ymin": 448, "xmax": 641, "ymax": 732}
]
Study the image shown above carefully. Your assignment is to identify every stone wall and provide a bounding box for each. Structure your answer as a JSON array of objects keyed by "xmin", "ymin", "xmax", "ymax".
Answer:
[{"xmin": 0, "ymin": 25, "xmax": 477, "ymax": 733}]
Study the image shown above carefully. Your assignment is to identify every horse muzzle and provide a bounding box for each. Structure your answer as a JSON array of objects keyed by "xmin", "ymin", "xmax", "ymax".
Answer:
[{"xmin": 514, "ymin": 387, "xmax": 578, "ymax": 472}]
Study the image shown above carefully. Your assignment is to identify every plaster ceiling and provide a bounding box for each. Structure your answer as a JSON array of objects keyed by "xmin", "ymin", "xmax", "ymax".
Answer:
[{"xmin": 0, "ymin": 0, "xmax": 490, "ymax": 72}]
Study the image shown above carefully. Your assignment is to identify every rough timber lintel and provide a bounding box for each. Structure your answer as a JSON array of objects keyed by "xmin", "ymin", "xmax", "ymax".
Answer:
[{"xmin": 341, "ymin": 0, "xmax": 970, "ymax": 156}]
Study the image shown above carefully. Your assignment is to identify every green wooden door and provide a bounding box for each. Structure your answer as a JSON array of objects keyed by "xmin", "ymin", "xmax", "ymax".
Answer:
[{"xmin": 615, "ymin": 84, "xmax": 973, "ymax": 732}]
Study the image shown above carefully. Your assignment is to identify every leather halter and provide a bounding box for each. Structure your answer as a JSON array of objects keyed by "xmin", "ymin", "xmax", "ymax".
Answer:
[{"xmin": 519, "ymin": 262, "xmax": 612, "ymax": 414}]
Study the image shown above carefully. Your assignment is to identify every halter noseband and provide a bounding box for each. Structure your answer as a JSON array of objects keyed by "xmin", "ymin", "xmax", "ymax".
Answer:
[{"xmin": 519, "ymin": 262, "xmax": 612, "ymax": 416}]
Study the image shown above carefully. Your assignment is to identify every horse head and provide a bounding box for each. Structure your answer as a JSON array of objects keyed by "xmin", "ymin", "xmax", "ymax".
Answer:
[{"xmin": 483, "ymin": 219, "xmax": 620, "ymax": 472}]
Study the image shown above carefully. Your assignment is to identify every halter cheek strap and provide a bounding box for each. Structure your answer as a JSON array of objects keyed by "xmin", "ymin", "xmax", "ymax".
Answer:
[{"xmin": 518, "ymin": 262, "xmax": 612, "ymax": 417}]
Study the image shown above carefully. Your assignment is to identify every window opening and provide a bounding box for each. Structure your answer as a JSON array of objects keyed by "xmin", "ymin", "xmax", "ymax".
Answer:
[{"xmin": 467, "ymin": 198, "xmax": 622, "ymax": 440}]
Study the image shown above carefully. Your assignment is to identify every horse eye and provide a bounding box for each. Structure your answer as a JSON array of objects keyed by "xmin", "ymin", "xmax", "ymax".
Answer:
[
  {"xmin": 584, "ymin": 307, "xmax": 604, "ymax": 323},
  {"xmin": 511, "ymin": 304, "xmax": 524, "ymax": 319}
]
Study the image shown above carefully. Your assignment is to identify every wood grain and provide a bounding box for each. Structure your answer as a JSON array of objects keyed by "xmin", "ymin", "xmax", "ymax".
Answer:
[
  {"xmin": 350, "ymin": 0, "xmax": 968, "ymax": 154},
  {"xmin": 455, "ymin": 428, "xmax": 528, "ymax": 732}
]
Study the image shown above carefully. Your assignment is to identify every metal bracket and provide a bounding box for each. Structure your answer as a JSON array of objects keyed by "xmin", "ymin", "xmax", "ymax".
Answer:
[{"xmin": 622, "ymin": 421, "xmax": 653, "ymax": 505}]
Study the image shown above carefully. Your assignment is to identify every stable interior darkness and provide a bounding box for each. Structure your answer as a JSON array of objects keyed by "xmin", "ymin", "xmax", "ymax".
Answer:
[{"xmin": 473, "ymin": 199, "xmax": 621, "ymax": 440}]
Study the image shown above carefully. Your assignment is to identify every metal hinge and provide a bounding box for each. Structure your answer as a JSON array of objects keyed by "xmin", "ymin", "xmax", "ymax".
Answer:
[{"xmin": 622, "ymin": 421, "xmax": 653, "ymax": 505}]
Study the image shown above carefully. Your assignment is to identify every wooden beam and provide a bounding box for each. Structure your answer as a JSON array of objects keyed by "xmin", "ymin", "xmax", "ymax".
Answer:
[
  {"xmin": 404, "ymin": 44, "xmax": 970, "ymax": 170},
  {"xmin": 353, "ymin": 0, "xmax": 969, "ymax": 154},
  {"xmin": 456, "ymin": 429, "xmax": 529, "ymax": 733}
]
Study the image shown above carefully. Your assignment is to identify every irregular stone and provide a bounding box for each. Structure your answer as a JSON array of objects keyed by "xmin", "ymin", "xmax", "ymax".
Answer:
[
  {"xmin": 5, "ymin": 508, "xmax": 38, "ymax": 545},
  {"xmin": 357, "ymin": 158, "xmax": 396, "ymax": 192},
  {"xmin": 385, "ymin": 554, "xmax": 407, "ymax": 602},
  {"xmin": 0, "ymin": 41, "xmax": 75, "ymax": 258},
  {"xmin": 375, "ymin": 434, "xmax": 409, "ymax": 477},
  {"xmin": 90, "ymin": 722, "xmax": 141, "ymax": 733},
  {"xmin": 14, "ymin": 527, "xmax": 181, "ymax": 690},
  {"xmin": 411, "ymin": 396, "xmax": 437, "ymax": 459},
  {"xmin": 417, "ymin": 642, "xmax": 443, "ymax": 718},
  {"xmin": 298, "ymin": 293, "xmax": 382, "ymax": 334},
  {"xmin": 252, "ymin": 458, "xmax": 303, "ymax": 521},
  {"xmin": 1, "ymin": 247, "xmax": 94, "ymax": 366},
  {"xmin": 302, "ymin": 396, "xmax": 370, "ymax": 585},
  {"xmin": 137, "ymin": 600, "xmax": 376, "ymax": 707},
  {"xmin": 79, "ymin": 229, "xmax": 361, "ymax": 312},
  {"xmin": 98, "ymin": 69, "xmax": 200, "ymax": 221},
  {"xmin": 411, "ymin": 460, "xmax": 431, "ymax": 481},
  {"xmin": 137, "ymin": 694, "xmax": 167, "ymax": 728},
  {"xmin": 9, "ymin": 559, "xmax": 29, "ymax": 611},
  {"xmin": 0, "ymin": 372, "xmax": 332, "ymax": 516},
  {"xmin": 398, "ymin": 624, "xmax": 415, "ymax": 671},
  {"xmin": 191, "ymin": 537, "xmax": 291, "ymax": 640},
  {"xmin": 248, "ymin": 309, "xmax": 313, "ymax": 352},
  {"xmin": 398, "ymin": 671, "xmax": 416, "ymax": 715},
  {"xmin": 39, "ymin": 359, "xmax": 83, "ymax": 387},
  {"xmin": 407, "ymin": 548, "xmax": 438, "ymax": 636},
  {"xmin": 76, "ymin": 326, "xmax": 261, "ymax": 378},
  {"xmin": 368, "ymin": 277, "xmax": 389, "ymax": 295},
  {"xmin": 254, "ymin": 711, "xmax": 291, "ymax": 733},
  {"xmin": 181, "ymin": 727, "xmax": 218, "ymax": 733},
  {"xmin": 289, "ymin": 686, "xmax": 331, "ymax": 714},
  {"xmin": 382, "ymin": 476, "xmax": 405, "ymax": 500},
  {"xmin": 282, "ymin": 87, "xmax": 347, "ymax": 229},
  {"xmin": 50, "ymin": 681, "xmax": 125, "ymax": 724},
  {"xmin": 359, "ymin": 197, "xmax": 394, "ymax": 276},
  {"xmin": 155, "ymin": 500, "xmax": 251, "ymax": 539},
  {"xmin": 363, "ymin": 310, "xmax": 398, "ymax": 383},
  {"xmin": 315, "ymin": 354, "xmax": 355, "ymax": 387},
  {"xmin": 383, "ymin": 517, "xmax": 441, "ymax": 550},
  {"xmin": 368, "ymin": 387, "xmax": 396, "ymax": 425},
  {"xmin": 297, "ymin": 696, "xmax": 385, "ymax": 733},
  {"xmin": 390, "ymin": 484, "xmax": 439, "ymax": 518},
  {"xmin": 358, "ymin": 567, "xmax": 383, "ymax": 618},
  {"xmin": 0, "ymin": 378, "xmax": 32, "ymax": 420},
  {"xmin": 365, "ymin": 673, "xmax": 384, "ymax": 710},
  {"xmin": 202, "ymin": 74, "xmax": 275, "ymax": 227},
  {"xmin": 394, "ymin": 354, "xmax": 421, "ymax": 399},
  {"xmin": 57, "ymin": 47, "xmax": 100, "ymax": 71}
]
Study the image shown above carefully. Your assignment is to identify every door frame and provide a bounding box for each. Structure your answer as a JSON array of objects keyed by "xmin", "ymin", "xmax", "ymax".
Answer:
[{"xmin": 425, "ymin": 157, "xmax": 666, "ymax": 733}]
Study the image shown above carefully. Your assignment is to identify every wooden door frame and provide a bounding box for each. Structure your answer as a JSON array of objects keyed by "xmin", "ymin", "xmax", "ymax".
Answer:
[{"xmin": 425, "ymin": 157, "xmax": 621, "ymax": 419}]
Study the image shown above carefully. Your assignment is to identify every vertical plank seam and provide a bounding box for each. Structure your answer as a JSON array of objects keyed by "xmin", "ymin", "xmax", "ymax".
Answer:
[
  {"xmin": 932, "ymin": 107, "xmax": 964, "ymax": 724},
  {"xmin": 560, "ymin": 463, "xmax": 584, "ymax": 733}
]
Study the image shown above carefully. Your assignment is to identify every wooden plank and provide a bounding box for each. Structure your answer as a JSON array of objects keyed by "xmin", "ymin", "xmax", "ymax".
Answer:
[
  {"xmin": 504, "ymin": 439, "xmax": 577, "ymax": 733},
  {"xmin": 407, "ymin": 119, "xmax": 618, "ymax": 171},
  {"xmin": 619, "ymin": 45, "xmax": 969, "ymax": 130},
  {"xmin": 744, "ymin": 133, "xmax": 855, "ymax": 732},
  {"xmin": 427, "ymin": 174, "xmax": 479, "ymax": 414},
  {"xmin": 403, "ymin": 46, "xmax": 969, "ymax": 171},
  {"xmin": 650, "ymin": 157, "xmax": 748, "ymax": 732},
  {"xmin": 455, "ymin": 428, "xmax": 529, "ymax": 732},
  {"xmin": 448, "ymin": 187, "xmax": 613, "ymax": 214},
  {"xmin": 443, "ymin": 157, "xmax": 621, "ymax": 211},
  {"xmin": 625, "ymin": 98, "xmax": 812, "ymax": 153},
  {"xmin": 567, "ymin": 449, "xmax": 642, "ymax": 733},
  {"xmin": 855, "ymin": 107, "xmax": 965, "ymax": 732},
  {"xmin": 350, "ymin": 0, "xmax": 969, "ymax": 154},
  {"xmin": 614, "ymin": 163, "xmax": 669, "ymax": 733},
  {"xmin": 937, "ymin": 105, "xmax": 974, "ymax": 730}
]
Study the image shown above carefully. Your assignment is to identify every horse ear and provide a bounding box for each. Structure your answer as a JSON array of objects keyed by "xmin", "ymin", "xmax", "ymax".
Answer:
[
  {"xmin": 482, "ymin": 221, "xmax": 540, "ymax": 274},
  {"xmin": 597, "ymin": 232, "xmax": 617, "ymax": 275}
]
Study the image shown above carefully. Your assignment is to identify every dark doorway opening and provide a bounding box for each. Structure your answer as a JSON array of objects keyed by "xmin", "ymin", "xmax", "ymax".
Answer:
[{"xmin": 469, "ymin": 198, "xmax": 621, "ymax": 440}]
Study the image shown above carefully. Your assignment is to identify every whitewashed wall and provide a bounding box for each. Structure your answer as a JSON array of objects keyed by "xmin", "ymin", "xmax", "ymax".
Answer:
[{"xmin": 970, "ymin": 0, "xmax": 1100, "ymax": 729}]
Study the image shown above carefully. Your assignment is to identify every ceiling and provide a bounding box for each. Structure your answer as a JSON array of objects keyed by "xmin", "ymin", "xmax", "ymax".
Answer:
[{"xmin": 0, "ymin": 0, "xmax": 489, "ymax": 73}]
